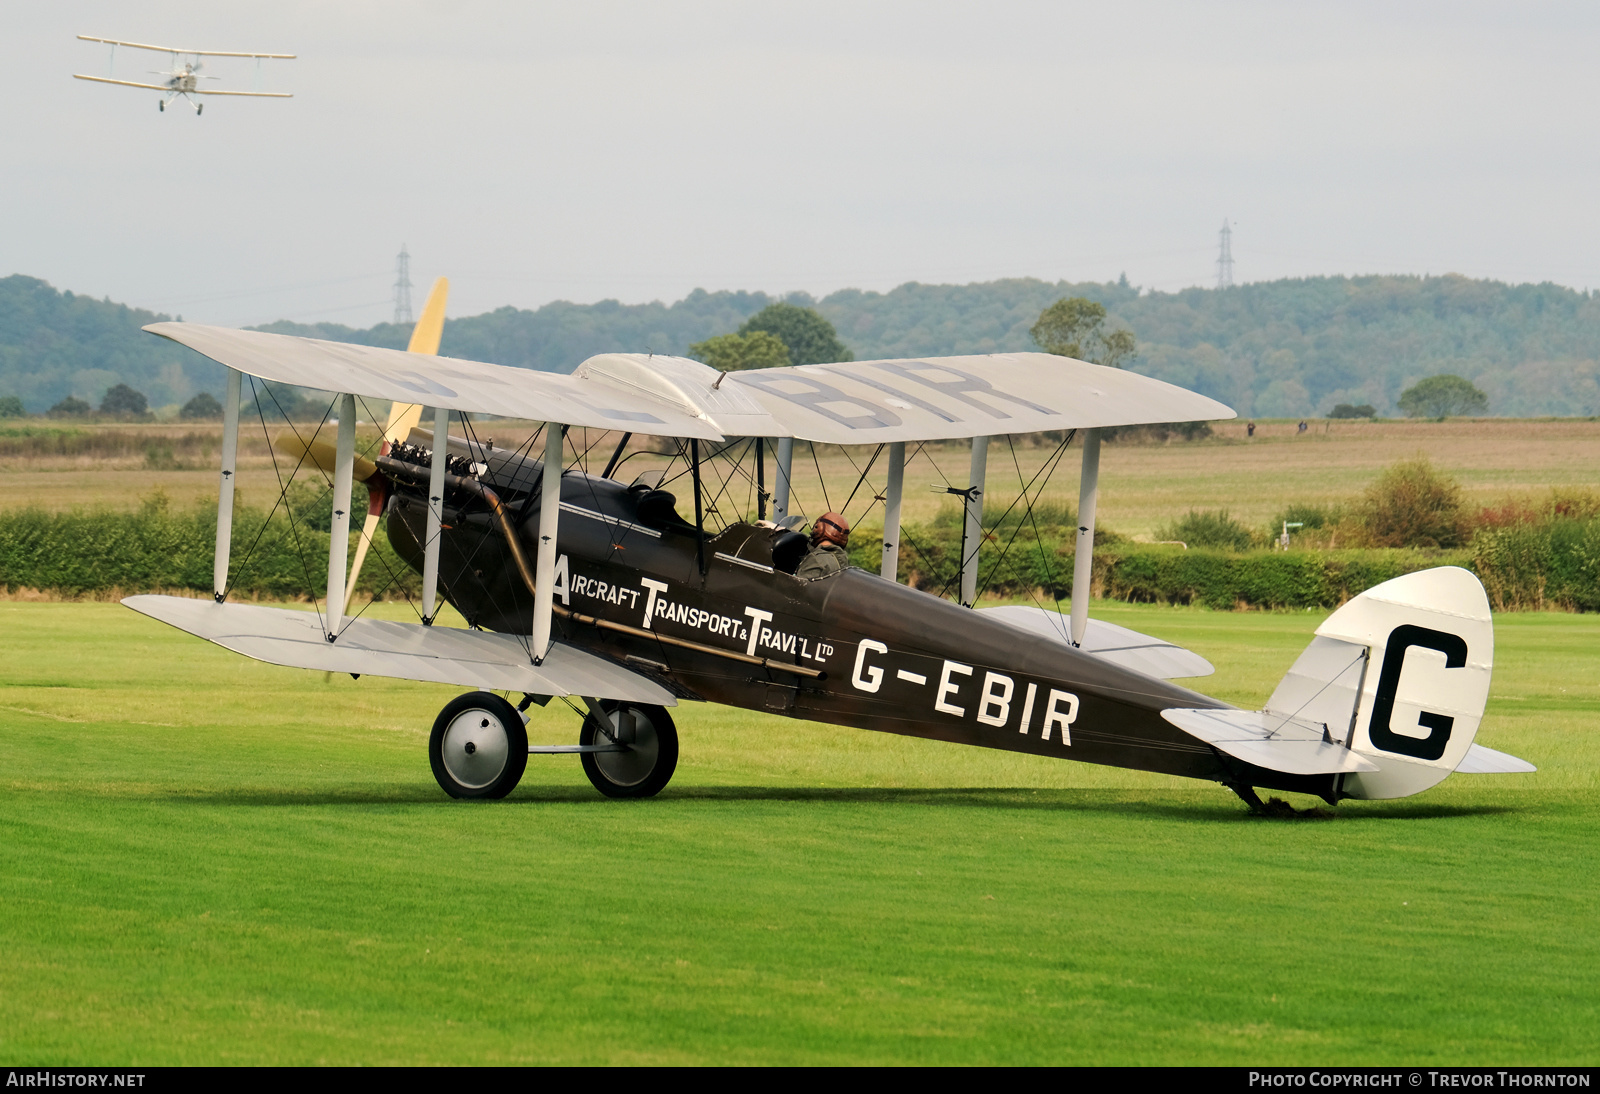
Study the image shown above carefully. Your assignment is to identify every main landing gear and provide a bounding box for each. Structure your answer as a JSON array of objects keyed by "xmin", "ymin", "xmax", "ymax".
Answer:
[
  {"xmin": 430, "ymin": 692, "xmax": 528, "ymax": 799},
  {"xmin": 578, "ymin": 700, "xmax": 679, "ymax": 799},
  {"xmin": 427, "ymin": 691, "xmax": 678, "ymax": 800}
]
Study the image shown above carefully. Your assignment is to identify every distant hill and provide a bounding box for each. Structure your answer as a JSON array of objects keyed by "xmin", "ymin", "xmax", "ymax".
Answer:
[
  {"xmin": 0, "ymin": 276, "xmax": 221, "ymax": 413},
  {"xmin": 4, "ymin": 272, "xmax": 1599, "ymax": 417},
  {"xmin": 253, "ymin": 287, "xmax": 781, "ymax": 373},
  {"xmin": 813, "ymin": 276, "xmax": 1600, "ymax": 417}
]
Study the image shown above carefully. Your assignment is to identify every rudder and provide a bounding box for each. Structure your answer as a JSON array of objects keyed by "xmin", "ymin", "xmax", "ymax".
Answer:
[{"xmin": 1266, "ymin": 566, "xmax": 1495, "ymax": 800}]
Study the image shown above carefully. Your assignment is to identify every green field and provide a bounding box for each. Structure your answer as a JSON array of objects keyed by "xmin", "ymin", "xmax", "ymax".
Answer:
[{"xmin": 0, "ymin": 599, "xmax": 1594, "ymax": 1064}]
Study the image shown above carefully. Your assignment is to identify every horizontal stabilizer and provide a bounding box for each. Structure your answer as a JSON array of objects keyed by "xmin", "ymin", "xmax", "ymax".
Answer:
[
  {"xmin": 1161, "ymin": 707, "xmax": 1379, "ymax": 775},
  {"xmin": 979, "ymin": 605, "xmax": 1214, "ymax": 678},
  {"xmin": 1454, "ymin": 743, "xmax": 1536, "ymax": 774},
  {"xmin": 124, "ymin": 595, "xmax": 673, "ymax": 704}
]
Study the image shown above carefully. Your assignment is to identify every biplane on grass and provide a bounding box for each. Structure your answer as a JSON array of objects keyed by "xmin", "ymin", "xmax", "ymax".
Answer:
[{"xmin": 124, "ymin": 294, "xmax": 1533, "ymax": 809}]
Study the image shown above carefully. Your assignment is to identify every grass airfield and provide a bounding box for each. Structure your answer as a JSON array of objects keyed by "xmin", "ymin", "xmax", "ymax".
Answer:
[{"xmin": 0, "ymin": 599, "xmax": 1595, "ymax": 1065}]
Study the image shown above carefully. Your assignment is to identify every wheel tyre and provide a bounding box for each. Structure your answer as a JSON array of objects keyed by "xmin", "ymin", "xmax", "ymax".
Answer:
[
  {"xmin": 429, "ymin": 691, "xmax": 528, "ymax": 799},
  {"xmin": 579, "ymin": 702, "xmax": 678, "ymax": 799}
]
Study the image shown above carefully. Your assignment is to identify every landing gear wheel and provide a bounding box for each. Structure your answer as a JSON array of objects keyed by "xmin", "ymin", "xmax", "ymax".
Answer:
[
  {"xmin": 429, "ymin": 691, "xmax": 528, "ymax": 799},
  {"xmin": 579, "ymin": 702, "xmax": 678, "ymax": 799}
]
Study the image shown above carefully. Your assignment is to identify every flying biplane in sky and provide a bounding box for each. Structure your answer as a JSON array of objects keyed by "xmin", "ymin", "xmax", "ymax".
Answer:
[
  {"xmin": 74, "ymin": 35, "xmax": 294, "ymax": 114},
  {"xmin": 125, "ymin": 296, "xmax": 1534, "ymax": 810}
]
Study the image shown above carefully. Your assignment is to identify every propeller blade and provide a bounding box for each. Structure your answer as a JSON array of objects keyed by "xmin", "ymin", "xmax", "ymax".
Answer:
[
  {"xmin": 406, "ymin": 277, "xmax": 450, "ymax": 356},
  {"xmin": 276, "ymin": 429, "xmax": 388, "ymax": 615},
  {"xmin": 383, "ymin": 277, "xmax": 451, "ymax": 444},
  {"xmin": 343, "ymin": 512, "xmax": 383, "ymax": 614},
  {"xmin": 275, "ymin": 432, "xmax": 378, "ymax": 482},
  {"xmin": 346, "ymin": 276, "xmax": 452, "ymax": 611}
]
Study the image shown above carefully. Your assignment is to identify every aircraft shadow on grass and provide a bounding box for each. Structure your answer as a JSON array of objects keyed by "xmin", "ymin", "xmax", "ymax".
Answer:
[{"xmin": 157, "ymin": 784, "xmax": 1522, "ymax": 822}]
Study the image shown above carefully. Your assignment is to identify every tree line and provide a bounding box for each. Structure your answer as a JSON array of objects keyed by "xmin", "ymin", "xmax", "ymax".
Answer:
[{"xmin": 2, "ymin": 270, "xmax": 1590, "ymax": 418}]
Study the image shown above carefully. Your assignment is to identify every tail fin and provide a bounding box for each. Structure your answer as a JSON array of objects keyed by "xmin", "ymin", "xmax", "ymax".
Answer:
[{"xmin": 1267, "ymin": 566, "xmax": 1502, "ymax": 799}]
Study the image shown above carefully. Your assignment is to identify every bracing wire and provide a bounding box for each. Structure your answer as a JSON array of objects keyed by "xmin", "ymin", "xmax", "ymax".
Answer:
[
  {"xmin": 444, "ymin": 413, "xmax": 537, "ymax": 648},
  {"xmin": 333, "ymin": 394, "xmax": 427, "ymax": 626},
  {"xmin": 808, "ymin": 441, "xmax": 832, "ymax": 513},
  {"xmin": 973, "ymin": 432, "xmax": 1076, "ymax": 603},
  {"xmin": 839, "ymin": 444, "xmax": 884, "ymax": 515},
  {"xmin": 223, "ymin": 378, "xmax": 336, "ymax": 629}
]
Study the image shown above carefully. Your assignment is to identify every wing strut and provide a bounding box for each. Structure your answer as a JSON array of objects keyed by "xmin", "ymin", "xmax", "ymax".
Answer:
[
  {"xmin": 1070, "ymin": 428, "xmax": 1101, "ymax": 646},
  {"xmin": 340, "ymin": 276, "xmax": 449, "ymax": 615},
  {"xmin": 772, "ymin": 437, "xmax": 794, "ymax": 523},
  {"xmin": 531, "ymin": 424, "xmax": 564, "ymax": 662},
  {"xmin": 420, "ymin": 405, "xmax": 449, "ymax": 624},
  {"xmin": 755, "ymin": 438, "xmax": 766, "ymax": 520},
  {"xmin": 959, "ymin": 436, "xmax": 989, "ymax": 607},
  {"xmin": 690, "ymin": 439, "xmax": 706, "ymax": 574},
  {"xmin": 212, "ymin": 368, "xmax": 241, "ymax": 600},
  {"xmin": 880, "ymin": 440, "xmax": 905, "ymax": 582},
  {"xmin": 325, "ymin": 395, "xmax": 357, "ymax": 637}
]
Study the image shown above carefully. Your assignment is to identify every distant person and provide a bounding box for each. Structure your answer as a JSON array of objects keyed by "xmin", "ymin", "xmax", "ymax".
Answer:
[
  {"xmin": 796, "ymin": 512, "xmax": 851, "ymax": 580},
  {"xmin": 1297, "ymin": 420, "xmax": 1307, "ymax": 434},
  {"xmin": 1246, "ymin": 420, "xmax": 1256, "ymax": 438}
]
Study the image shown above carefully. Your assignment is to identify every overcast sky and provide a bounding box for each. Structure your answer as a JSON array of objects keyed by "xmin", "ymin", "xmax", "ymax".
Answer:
[{"xmin": 5, "ymin": 2, "xmax": 1597, "ymax": 328}]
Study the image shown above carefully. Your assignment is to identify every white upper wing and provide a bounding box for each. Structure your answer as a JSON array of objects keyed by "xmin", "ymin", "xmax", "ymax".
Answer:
[
  {"xmin": 149, "ymin": 324, "xmax": 1234, "ymax": 443},
  {"xmin": 145, "ymin": 323, "xmax": 722, "ymax": 438},
  {"xmin": 77, "ymin": 36, "xmax": 296, "ymax": 58},
  {"xmin": 578, "ymin": 351, "xmax": 1234, "ymax": 443},
  {"xmin": 727, "ymin": 352, "xmax": 1235, "ymax": 444}
]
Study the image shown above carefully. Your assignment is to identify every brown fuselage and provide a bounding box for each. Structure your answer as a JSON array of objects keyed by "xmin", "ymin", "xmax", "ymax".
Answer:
[{"xmin": 380, "ymin": 456, "xmax": 1320, "ymax": 794}]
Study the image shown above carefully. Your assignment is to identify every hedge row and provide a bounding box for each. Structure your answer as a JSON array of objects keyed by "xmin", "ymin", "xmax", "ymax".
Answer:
[
  {"xmin": 4, "ymin": 504, "xmax": 1597, "ymax": 612},
  {"xmin": 1096, "ymin": 546, "xmax": 1471, "ymax": 610},
  {"xmin": 1471, "ymin": 518, "xmax": 1600, "ymax": 611},
  {"xmin": 0, "ymin": 499, "xmax": 421, "ymax": 600},
  {"xmin": 849, "ymin": 516, "xmax": 1600, "ymax": 611}
]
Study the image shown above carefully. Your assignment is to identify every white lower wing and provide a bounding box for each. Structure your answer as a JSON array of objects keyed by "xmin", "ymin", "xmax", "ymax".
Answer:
[
  {"xmin": 74, "ymin": 75, "xmax": 171, "ymax": 91},
  {"xmin": 125, "ymin": 595, "xmax": 674, "ymax": 704},
  {"xmin": 980, "ymin": 605, "xmax": 1215, "ymax": 678}
]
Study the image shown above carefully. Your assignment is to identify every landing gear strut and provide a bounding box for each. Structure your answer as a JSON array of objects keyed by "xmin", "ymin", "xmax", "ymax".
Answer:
[
  {"xmin": 579, "ymin": 701, "xmax": 678, "ymax": 799},
  {"xmin": 1225, "ymin": 781, "xmax": 1267, "ymax": 812}
]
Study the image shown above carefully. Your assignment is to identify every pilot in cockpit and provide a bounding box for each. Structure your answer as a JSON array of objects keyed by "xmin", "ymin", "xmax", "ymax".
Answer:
[{"xmin": 794, "ymin": 511, "xmax": 851, "ymax": 581}]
